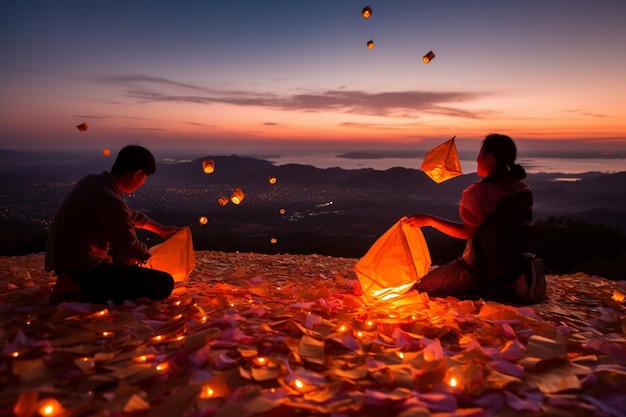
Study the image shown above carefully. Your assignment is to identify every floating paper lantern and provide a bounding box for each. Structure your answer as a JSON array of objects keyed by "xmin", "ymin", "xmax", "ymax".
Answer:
[
  {"xmin": 367, "ymin": 40, "xmax": 375, "ymax": 49},
  {"xmin": 202, "ymin": 159, "xmax": 215, "ymax": 174},
  {"xmin": 217, "ymin": 196, "xmax": 229, "ymax": 206},
  {"xmin": 422, "ymin": 50, "xmax": 436, "ymax": 63},
  {"xmin": 230, "ymin": 187, "xmax": 245, "ymax": 204},
  {"xmin": 199, "ymin": 216, "xmax": 208, "ymax": 225},
  {"xmin": 76, "ymin": 122, "xmax": 88, "ymax": 132},
  {"xmin": 102, "ymin": 148, "xmax": 111, "ymax": 157},
  {"xmin": 279, "ymin": 208, "xmax": 286, "ymax": 215},
  {"xmin": 362, "ymin": 6, "xmax": 372, "ymax": 18},
  {"xmin": 421, "ymin": 135, "xmax": 463, "ymax": 183},
  {"xmin": 270, "ymin": 237, "xmax": 277, "ymax": 244},
  {"xmin": 268, "ymin": 176, "xmax": 277, "ymax": 184}
]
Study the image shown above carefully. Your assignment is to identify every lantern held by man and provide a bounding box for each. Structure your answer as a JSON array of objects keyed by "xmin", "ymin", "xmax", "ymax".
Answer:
[
  {"xmin": 362, "ymin": 6, "xmax": 372, "ymax": 18},
  {"xmin": 145, "ymin": 227, "xmax": 196, "ymax": 282},
  {"xmin": 202, "ymin": 159, "xmax": 215, "ymax": 174},
  {"xmin": 354, "ymin": 217, "xmax": 431, "ymax": 300},
  {"xmin": 230, "ymin": 187, "xmax": 245, "ymax": 205},
  {"xmin": 421, "ymin": 136, "xmax": 463, "ymax": 183},
  {"xmin": 422, "ymin": 50, "xmax": 436, "ymax": 63},
  {"xmin": 76, "ymin": 122, "xmax": 88, "ymax": 132}
]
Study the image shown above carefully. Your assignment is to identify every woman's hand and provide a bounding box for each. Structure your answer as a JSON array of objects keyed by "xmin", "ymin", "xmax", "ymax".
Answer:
[{"xmin": 405, "ymin": 213, "xmax": 434, "ymax": 228}]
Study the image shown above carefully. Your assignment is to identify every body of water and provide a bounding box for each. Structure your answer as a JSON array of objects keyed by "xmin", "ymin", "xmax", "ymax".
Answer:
[{"xmin": 266, "ymin": 154, "xmax": 626, "ymax": 175}]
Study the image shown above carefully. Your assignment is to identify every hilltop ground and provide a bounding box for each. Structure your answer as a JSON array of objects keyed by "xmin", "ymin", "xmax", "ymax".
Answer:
[{"xmin": 1, "ymin": 251, "xmax": 626, "ymax": 417}]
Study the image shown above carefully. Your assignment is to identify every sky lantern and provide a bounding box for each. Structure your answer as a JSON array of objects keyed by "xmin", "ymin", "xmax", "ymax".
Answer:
[
  {"xmin": 422, "ymin": 50, "xmax": 436, "ymax": 63},
  {"xmin": 202, "ymin": 159, "xmax": 215, "ymax": 174},
  {"xmin": 354, "ymin": 217, "xmax": 431, "ymax": 300},
  {"xmin": 279, "ymin": 208, "xmax": 286, "ymax": 215},
  {"xmin": 367, "ymin": 40, "xmax": 375, "ymax": 49},
  {"xmin": 230, "ymin": 187, "xmax": 245, "ymax": 204},
  {"xmin": 102, "ymin": 148, "xmax": 111, "ymax": 157},
  {"xmin": 217, "ymin": 196, "xmax": 229, "ymax": 206},
  {"xmin": 421, "ymin": 136, "xmax": 463, "ymax": 183},
  {"xmin": 268, "ymin": 176, "xmax": 277, "ymax": 184},
  {"xmin": 270, "ymin": 237, "xmax": 277, "ymax": 244},
  {"xmin": 76, "ymin": 122, "xmax": 88, "ymax": 132},
  {"xmin": 361, "ymin": 6, "xmax": 372, "ymax": 18},
  {"xmin": 199, "ymin": 216, "xmax": 208, "ymax": 225}
]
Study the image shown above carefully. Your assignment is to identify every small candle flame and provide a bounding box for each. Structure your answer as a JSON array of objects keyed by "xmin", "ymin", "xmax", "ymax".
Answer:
[
  {"xmin": 200, "ymin": 385, "xmax": 214, "ymax": 398},
  {"xmin": 253, "ymin": 356, "xmax": 268, "ymax": 366}
]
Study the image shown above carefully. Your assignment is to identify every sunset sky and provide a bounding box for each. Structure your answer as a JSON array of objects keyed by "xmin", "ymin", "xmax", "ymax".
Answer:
[{"xmin": 1, "ymin": 1, "xmax": 625, "ymax": 157}]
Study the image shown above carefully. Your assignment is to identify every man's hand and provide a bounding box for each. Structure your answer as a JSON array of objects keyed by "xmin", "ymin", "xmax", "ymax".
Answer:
[{"xmin": 159, "ymin": 225, "xmax": 182, "ymax": 240}]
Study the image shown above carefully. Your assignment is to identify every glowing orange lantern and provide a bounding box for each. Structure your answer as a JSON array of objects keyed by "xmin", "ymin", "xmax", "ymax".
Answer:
[
  {"xmin": 230, "ymin": 187, "xmax": 245, "ymax": 204},
  {"xmin": 199, "ymin": 216, "xmax": 208, "ymax": 225},
  {"xmin": 268, "ymin": 176, "xmax": 277, "ymax": 184},
  {"xmin": 362, "ymin": 6, "xmax": 372, "ymax": 18},
  {"xmin": 270, "ymin": 237, "xmax": 277, "ymax": 244},
  {"xmin": 76, "ymin": 122, "xmax": 88, "ymax": 132},
  {"xmin": 279, "ymin": 208, "xmax": 286, "ymax": 215},
  {"xmin": 354, "ymin": 217, "xmax": 431, "ymax": 299},
  {"xmin": 421, "ymin": 135, "xmax": 463, "ymax": 183},
  {"xmin": 102, "ymin": 148, "xmax": 111, "ymax": 157},
  {"xmin": 217, "ymin": 196, "xmax": 229, "ymax": 206},
  {"xmin": 422, "ymin": 50, "xmax": 436, "ymax": 63},
  {"xmin": 145, "ymin": 227, "xmax": 196, "ymax": 282},
  {"xmin": 367, "ymin": 40, "xmax": 375, "ymax": 49},
  {"xmin": 202, "ymin": 159, "xmax": 215, "ymax": 174},
  {"xmin": 614, "ymin": 289, "xmax": 625, "ymax": 302}
]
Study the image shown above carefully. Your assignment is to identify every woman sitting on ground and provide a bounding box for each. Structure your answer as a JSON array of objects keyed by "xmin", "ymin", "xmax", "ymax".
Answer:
[{"xmin": 406, "ymin": 133, "xmax": 546, "ymax": 303}]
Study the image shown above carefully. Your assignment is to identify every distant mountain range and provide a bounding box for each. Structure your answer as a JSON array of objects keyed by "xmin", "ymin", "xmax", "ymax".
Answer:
[{"xmin": 1, "ymin": 150, "xmax": 626, "ymax": 239}]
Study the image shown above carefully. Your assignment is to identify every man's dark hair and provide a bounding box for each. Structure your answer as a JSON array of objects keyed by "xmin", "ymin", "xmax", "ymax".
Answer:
[{"xmin": 111, "ymin": 145, "xmax": 156, "ymax": 175}]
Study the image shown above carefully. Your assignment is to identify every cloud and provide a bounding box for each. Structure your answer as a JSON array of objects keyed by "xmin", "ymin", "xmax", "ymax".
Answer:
[
  {"xmin": 187, "ymin": 121, "xmax": 216, "ymax": 127},
  {"xmin": 94, "ymin": 74, "xmax": 491, "ymax": 119},
  {"xmin": 563, "ymin": 109, "xmax": 607, "ymax": 118}
]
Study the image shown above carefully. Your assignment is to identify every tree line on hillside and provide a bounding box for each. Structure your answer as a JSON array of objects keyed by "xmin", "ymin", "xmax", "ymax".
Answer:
[{"xmin": 533, "ymin": 217, "xmax": 626, "ymax": 281}]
